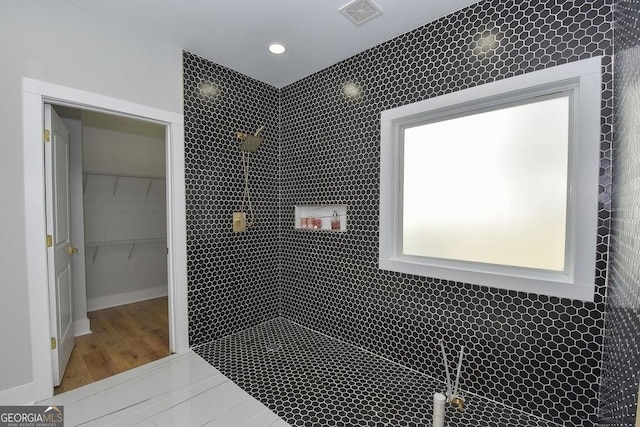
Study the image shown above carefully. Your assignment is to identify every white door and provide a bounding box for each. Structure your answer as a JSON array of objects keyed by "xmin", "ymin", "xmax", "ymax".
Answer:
[{"xmin": 44, "ymin": 104, "xmax": 75, "ymax": 386}]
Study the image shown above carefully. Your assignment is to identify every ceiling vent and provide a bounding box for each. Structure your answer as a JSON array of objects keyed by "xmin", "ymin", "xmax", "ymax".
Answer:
[{"xmin": 339, "ymin": 0, "xmax": 383, "ymax": 27}]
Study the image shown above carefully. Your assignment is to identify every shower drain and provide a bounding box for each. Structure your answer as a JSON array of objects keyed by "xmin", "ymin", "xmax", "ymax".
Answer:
[{"xmin": 265, "ymin": 343, "xmax": 283, "ymax": 352}]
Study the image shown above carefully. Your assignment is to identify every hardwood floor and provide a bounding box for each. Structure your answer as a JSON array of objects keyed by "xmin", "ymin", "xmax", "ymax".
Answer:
[{"xmin": 54, "ymin": 296, "xmax": 170, "ymax": 395}]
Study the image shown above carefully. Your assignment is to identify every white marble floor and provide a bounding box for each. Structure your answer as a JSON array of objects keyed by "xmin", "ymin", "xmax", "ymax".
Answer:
[{"xmin": 39, "ymin": 351, "xmax": 290, "ymax": 427}]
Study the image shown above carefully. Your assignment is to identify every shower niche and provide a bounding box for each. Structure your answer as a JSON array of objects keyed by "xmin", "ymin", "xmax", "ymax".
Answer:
[{"xmin": 294, "ymin": 205, "xmax": 347, "ymax": 232}]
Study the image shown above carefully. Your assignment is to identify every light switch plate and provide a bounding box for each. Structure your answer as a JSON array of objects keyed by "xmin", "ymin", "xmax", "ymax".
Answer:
[{"xmin": 233, "ymin": 212, "xmax": 246, "ymax": 232}]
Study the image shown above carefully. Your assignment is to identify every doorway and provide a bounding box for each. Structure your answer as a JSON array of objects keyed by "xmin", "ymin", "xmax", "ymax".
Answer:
[
  {"xmin": 23, "ymin": 78, "xmax": 189, "ymax": 403},
  {"xmin": 50, "ymin": 105, "xmax": 172, "ymax": 393}
]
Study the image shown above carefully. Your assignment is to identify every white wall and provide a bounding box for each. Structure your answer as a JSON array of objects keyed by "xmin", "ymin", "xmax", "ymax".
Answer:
[
  {"xmin": 0, "ymin": 0, "xmax": 182, "ymax": 402},
  {"xmin": 82, "ymin": 125, "xmax": 167, "ymax": 308},
  {"xmin": 83, "ymin": 125, "xmax": 166, "ymax": 177}
]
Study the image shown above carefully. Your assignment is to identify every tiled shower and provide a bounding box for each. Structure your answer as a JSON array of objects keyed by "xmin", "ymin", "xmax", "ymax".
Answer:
[
  {"xmin": 184, "ymin": 1, "xmax": 640, "ymax": 426},
  {"xmin": 600, "ymin": 0, "xmax": 640, "ymax": 425}
]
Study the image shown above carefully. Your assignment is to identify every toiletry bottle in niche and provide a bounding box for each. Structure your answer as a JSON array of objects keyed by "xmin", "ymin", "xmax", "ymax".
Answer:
[{"xmin": 331, "ymin": 210, "xmax": 340, "ymax": 230}]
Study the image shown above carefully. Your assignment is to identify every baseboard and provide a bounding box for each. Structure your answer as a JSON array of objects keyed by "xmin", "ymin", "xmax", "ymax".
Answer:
[
  {"xmin": 0, "ymin": 381, "xmax": 35, "ymax": 406},
  {"xmin": 87, "ymin": 286, "xmax": 168, "ymax": 312},
  {"xmin": 73, "ymin": 318, "xmax": 92, "ymax": 336}
]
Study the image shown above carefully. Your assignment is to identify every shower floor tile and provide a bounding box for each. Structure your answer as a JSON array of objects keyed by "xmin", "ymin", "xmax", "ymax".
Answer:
[{"xmin": 194, "ymin": 318, "xmax": 561, "ymax": 427}]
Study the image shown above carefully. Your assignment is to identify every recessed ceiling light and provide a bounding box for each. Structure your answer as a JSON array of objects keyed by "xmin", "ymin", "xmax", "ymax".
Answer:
[{"xmin": 268, "ymin": 43, "xmax": 286, "ymax": 55}]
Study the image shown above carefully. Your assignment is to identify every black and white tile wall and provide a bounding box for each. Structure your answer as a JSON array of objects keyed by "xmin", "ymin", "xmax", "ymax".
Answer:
[
  {"xmin": 280, "ymin": 1, "xmax": 611, "ymax": 426},
  {"xmin": 183, "ymin": 53, "xmax": 281, "ymax": 345},
  {"xmin": 184, "ymin": 1, "xmax": 620, "ymax": 426},
  {"xmin": 599, "ymin": 1, "xmax": 640, "ymax": 425}
]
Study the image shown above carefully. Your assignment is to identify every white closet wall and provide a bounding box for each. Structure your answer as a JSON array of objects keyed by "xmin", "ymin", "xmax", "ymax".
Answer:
[{"xmin": 82, "ymin": 119, "xmax": 167, "ymax": 311}]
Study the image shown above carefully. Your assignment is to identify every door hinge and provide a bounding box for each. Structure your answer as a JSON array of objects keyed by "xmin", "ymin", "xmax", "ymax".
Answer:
[
  {"xmin": 44, "ymin": 129, "xmax": 50, "ymax": 143},
  {"xmin": 51, "ymin": 337, "xmax": 57, "ymax": 350},
  {"xmin": 46, "ymin": 234, "xmax": 53, "ymax": 247}
]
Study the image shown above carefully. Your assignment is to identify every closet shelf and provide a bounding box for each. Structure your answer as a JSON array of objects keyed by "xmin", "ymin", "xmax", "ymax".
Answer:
[
  {"xmin": 85, "ymin": 238, "xmax": 166, "ymax": 263},
  {"xmin": 83, "ymin": 170, "xmax": 166, "ymax": 196},
  {"xmin": 85, "ymin": 237, "xmax": 166, "ymax": 248},
  {"xmin": 83, "ymin": 170, "xmax": 166, "ymax": 180}
]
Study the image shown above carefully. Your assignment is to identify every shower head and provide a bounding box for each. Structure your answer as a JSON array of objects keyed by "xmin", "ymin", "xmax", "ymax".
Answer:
[
  {"xmin": 238, "ymin": 126, "xmax": 265, "ymax": 153},
  {"xmin": 240, "ymin": 134, "xmax": 264, "ymax": 152}
]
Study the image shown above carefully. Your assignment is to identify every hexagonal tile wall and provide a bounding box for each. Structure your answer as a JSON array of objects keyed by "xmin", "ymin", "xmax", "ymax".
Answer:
[
  {"xmin": 280, "ymin": 1, "xmax": 611, "ymax": 426},
  {"xmin": 183, "ymin": 0, "xmax": 614, "ymax": 426},
  {"xmin": 183, "ymin": 53, "xmax": 281, "ymax": 345},
  {"xmin": 599, "ymin": 0, "xmax": 640, "ymax": 424}
]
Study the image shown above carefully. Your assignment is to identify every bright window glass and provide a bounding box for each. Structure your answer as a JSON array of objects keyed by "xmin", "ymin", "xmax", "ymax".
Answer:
[
  {"xmin": 402, "ymin": 95, "xmax": 570, "ymax": 271},
  {"xmin": 379, "ymin": 57, "xmax": 602, "ymax": 301}
]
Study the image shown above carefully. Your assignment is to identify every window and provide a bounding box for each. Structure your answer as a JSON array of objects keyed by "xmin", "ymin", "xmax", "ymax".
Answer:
[{"xmin": 379, "ymin": 57, "xmax": 602, "ymax": 301}]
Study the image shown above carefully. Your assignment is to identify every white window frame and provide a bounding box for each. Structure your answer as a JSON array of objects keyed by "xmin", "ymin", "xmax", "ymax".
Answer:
[{"xmin": 379, "ymin": 56, "xmax": 602, "ymax": 302}]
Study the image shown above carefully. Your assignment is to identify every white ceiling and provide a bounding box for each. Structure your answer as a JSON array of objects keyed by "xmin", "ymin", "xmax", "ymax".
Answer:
[{"xmin": 60, "ymin": 0, "xmax": 481, "ymax": 88}]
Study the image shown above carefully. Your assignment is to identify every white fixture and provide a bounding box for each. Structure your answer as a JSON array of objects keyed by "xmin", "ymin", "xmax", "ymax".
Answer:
[
  {"xmin": 433, "ymin": 393, "xmax": 446, "ymax": 427},
  {"xmin": 339, "ymin": 0, "xmax": 383, "ymax": 26},
  {"xmin": 268, "ymin": 43, "xmax": 286, "ymax": 54}
]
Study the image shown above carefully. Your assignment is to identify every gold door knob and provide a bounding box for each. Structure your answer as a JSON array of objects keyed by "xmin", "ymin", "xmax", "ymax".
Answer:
[{"xmin": 68, "ymin": 246, "xmax": 78, "ymax": 255}]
